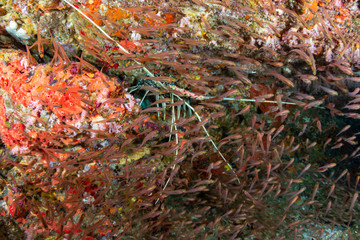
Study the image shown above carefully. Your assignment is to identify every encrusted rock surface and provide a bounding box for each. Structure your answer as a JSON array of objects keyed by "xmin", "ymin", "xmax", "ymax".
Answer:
[{"xmin": 0, "ymin": 49, "xmax": 139, "ymax": 164}]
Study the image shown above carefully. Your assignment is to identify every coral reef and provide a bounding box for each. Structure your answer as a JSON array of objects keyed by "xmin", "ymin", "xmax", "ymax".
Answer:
[
  {"xmin": 0, "ymin": 48, "xmax": 139, "ymax": 157},
  {"xmin": 0, "ymin": 0, "xmax": 360, "ymax": 239}
]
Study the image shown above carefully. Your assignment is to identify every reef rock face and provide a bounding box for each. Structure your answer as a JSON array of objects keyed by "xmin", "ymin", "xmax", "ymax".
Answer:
[{"xmin": 0, "ymin": 49, "xmax": 139, "ymax": 166}]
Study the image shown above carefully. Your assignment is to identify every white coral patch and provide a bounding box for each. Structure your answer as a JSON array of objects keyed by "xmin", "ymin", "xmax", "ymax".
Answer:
[
  {"xmin": 124, "ymin": 93, "xmax": 136, "ymax": 112},
  {"xmin": 5, "ymin": 21, "xmax": 30, "ymax": 43},
  {"xmin": 179, "ymin": 17, "xmax": 191, "ymax": 28},
  {"xmin": 305, "ymin": 38, "xmax": 316, "ymax": 54},
  {"xmin": 25, "ymin": 115, "xmax": 36, "ymax": 128},
  {"xmin": 107, "ymin": 122, "xmax": 122, "ymax": 134},
  {"xmin": 96, "ymin": 88, "xmax": 110, "ymax": 105},
  {"xmin": 264, "ymin": 36, "xmax": 281, "ymax": 50},
  {"xmin": 353, "ymin": 46, "xmax": 360, "ymax": 64},
  {"xmin": 325, "ymin": 48, "xmax": 334, "ymax": 62},
  {"xmin": 20, "ymin": 57, "xmax": 29, "ymax": 69},
  {"xmin": 130, "ymin": 31, "xmax": 141, "ymax": 41},
  {"xmin": 48, "ymin": 113, "xmax": 59, "ymax": 127},
  {"xmin": 11, "ymin": 146, "xmax": 30, "ymax": 155},
  {"xmin": 90, "ymin": 115, "xmax": 107, "ymax": 137}
]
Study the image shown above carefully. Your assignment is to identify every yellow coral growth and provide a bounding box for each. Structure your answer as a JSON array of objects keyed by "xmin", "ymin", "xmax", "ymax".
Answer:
[
  {"xmin": 83, "ymin": 0, "xmax": 102, "ymax": 13},
  {"xmin": 106, "ymin": 7, "xmax": 130, "ymax": 22}
]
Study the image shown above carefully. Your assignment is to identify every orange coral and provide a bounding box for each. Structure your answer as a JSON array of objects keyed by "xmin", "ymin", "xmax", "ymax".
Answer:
[
  {"xmin": 1, "ymin": 123, "xmax": 28, "ymax": 150},
  {"xmin": 0, "ymin": 97, "xmax": 6, "ymax": 129},
  {"xmin": 296, "ymin": 0, "xmax": 319, "ymax": 21},
  {"xmin": 106, "ymin": 7, "xmax": 130, "ymax": 22},
  {"xmin": 0, "ymin": 50, "xmax": 139, "ymax": 162},
  {"xmin": 164, "ymin": 13, "xmax": 175, "ymax": 24},
  {"xmin": 83, "ymin": 0, "xmax": 102, "ymax": 13}
]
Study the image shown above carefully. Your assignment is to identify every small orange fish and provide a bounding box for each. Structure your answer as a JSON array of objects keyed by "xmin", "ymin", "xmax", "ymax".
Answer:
[
  {"xmin": 349, "ymin": 192, "xmax": 359, "ymax": 213},
  {"xmin": 326, "ymin": 184, "xmax": 335, "ymax": 199}
]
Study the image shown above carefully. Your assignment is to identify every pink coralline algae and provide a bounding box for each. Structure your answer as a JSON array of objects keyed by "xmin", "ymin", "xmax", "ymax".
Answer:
[{"xmin": 0, "ymin": 49, "xmax": 139, "ymax": 164}]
